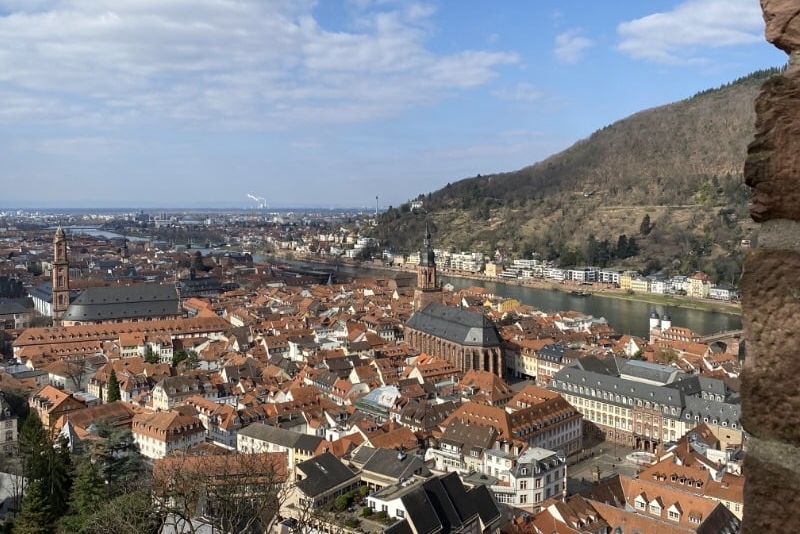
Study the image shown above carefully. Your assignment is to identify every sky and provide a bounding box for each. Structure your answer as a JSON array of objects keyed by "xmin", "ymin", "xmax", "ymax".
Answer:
[{"xmin": 0, "ymin": 0, "xmax": 787, "ymax": 209}]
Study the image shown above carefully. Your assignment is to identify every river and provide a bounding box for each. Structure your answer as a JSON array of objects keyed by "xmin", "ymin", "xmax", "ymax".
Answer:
[
  {"xmin": 438, "ymin": 275, "xmax": 741, "ymax": 339},
  {"xmin": 270, "ymin": 258, "xmax": 741, "ymax": 338}
]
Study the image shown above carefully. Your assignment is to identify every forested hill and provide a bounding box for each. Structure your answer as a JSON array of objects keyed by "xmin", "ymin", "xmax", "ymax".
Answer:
[{"xmin": 368, "ymin": 67, "xmax": 782, "ymax": 283}]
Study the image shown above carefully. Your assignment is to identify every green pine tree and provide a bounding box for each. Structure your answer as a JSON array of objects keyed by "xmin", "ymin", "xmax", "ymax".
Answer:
[
  {"xmin": 93, "ymin": 427, "xmax": 144, "ymax": 494},
  {"xmin": 61, "ymin": 461, "xmax": 105, "ymax": 534},
  {"xmin": 18, "ymin": 412, "xmax": 49, "ymax": 482},
  {"xmin": 13, "ymin": 480, "xmax": 54, "ymax": 534},
  {"xmin": 106, "ymin": 368, "xmax": 121, "ymax": 403},
  {"xmin": 46, "ymin": 437, "xmax": 74, "ymax": 518}
]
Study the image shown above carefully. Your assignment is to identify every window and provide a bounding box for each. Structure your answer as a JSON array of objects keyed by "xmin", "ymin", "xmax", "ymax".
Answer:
[
  {"xmin": 396, "ymin": 510, "xmax": 404, "ymax": 518},
  {"xmin": 519, "ymin": 480, "xmax": 528, "ymax": 490},
  {"xmin": 668, "ymin": 510, "xmax": 680, "ymax": 521},
  {"xmin": 519, "ymin": 494, "xmax": 527, "ymax": 504}
]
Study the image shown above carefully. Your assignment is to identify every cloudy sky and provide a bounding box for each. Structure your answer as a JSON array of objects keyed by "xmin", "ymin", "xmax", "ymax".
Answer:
[{"xmin": 0, "ymin": 0, "xmax": 785, "ymax": 209}]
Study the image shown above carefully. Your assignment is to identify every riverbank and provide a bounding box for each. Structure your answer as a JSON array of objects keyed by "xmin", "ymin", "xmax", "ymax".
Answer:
[{"xmin": 262, "ymin": 251, "xmax": 741, "ymax": 316}]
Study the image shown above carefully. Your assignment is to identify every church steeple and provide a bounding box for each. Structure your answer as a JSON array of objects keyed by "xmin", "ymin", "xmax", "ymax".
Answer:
[
  {"xmin": 414, "ymin": 223, "xmax": 440, "ymax": 311},
  {"xmin": 417, "ymin": 222, "xmax": 436, "ymax": 290},
  {"xmin": 52, "ymin": 226, "xmax": 70, "ymax": 324}
]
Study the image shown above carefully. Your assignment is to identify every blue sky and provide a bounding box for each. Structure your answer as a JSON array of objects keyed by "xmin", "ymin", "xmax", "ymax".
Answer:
[{"xmin": 0, "ymin": 0, "xmax": 786, "ymax": 209}]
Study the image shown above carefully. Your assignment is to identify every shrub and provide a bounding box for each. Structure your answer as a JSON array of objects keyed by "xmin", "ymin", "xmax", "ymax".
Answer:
[
  {"xmin": 362, "ymin": 507, "xmax": 373, "ymax": 517},
  {"xmin": 333, "ymin": 494, "xmax": 350, "ymax": 512}
]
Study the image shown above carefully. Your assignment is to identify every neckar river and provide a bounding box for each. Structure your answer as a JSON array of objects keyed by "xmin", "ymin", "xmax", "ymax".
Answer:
[
  {"xmin": 438, "ymin": 276, "xmax": 741, "ymax": 339},
  {"xmin": 270, "ymin": 259, "xmax": 742, "ymax": 339}
]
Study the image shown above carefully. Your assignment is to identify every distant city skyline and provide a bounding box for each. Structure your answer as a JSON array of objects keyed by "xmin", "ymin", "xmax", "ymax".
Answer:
[{"xmin": 0, "ymin": 0, "xmax": 786, "ymax": 209}]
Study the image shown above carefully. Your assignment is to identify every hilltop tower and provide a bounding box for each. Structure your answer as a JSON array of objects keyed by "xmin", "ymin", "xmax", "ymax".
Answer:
[
  {"xmin": 413, "ymin": 223, "xmax": 442, "ymax": 311},
  {"xmin": 52, "ymin": 226, "xmax": 70, "ymax": 324}
]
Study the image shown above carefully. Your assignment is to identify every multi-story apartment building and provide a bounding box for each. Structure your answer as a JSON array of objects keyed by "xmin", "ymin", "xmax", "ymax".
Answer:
[
  {"xmin": 489, "ymin": 446, "xmax": 567, "ymax": 512},
  {"xmin": 132, "ymin": 410, "xmax": 206, "ymax": 460},
  {"xmin": 0, "ymin": 396, "xmax": 18, "ymax": 455},
  {"xmin": 431, "ymin": 393, "xmax": 583, "ymax": 474},
  {"xmin": 549, "ymin": 357, "xmax": 741, "ymax": 454}
]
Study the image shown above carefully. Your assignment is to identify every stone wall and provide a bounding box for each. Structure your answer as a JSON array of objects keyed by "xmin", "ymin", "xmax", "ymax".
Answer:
[{"xmin": 740, "ymin": 1, "xmax": 800, "ymax": 531}]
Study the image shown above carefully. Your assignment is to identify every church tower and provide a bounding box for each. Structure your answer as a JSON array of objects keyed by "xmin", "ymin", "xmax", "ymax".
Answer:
[
  {"xmin": 52, "ymin": 226, "xmax": 70, "ymax": 324},
  {"xmin": 414, "ymin": 223, "xmax": 442, "ymax": 311}
]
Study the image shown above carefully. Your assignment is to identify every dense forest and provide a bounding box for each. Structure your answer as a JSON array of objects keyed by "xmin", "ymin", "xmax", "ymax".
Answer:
[{"xmin": 367, "ymin": 67, "xmax": 783, "ymax": 284}]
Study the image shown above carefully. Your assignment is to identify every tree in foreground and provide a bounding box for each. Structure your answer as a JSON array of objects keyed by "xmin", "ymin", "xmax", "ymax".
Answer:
[
  {"xmin": 17, "ymin": 413, "xmax": 73, "ymax": 524},
  {"xmin": 152, "ymin": 451, "xmax": 289, "ymax": 534},
  {"xmin": 12, "ymin": 480, "xmax": 53, "ymax": 534},
  {"xmin": 82, "ymin": 488, "xmax": 163, "ymax": 534},
  {"xmin": 60, "ymin": 461, "xmax": 105, "ymax": 534}
]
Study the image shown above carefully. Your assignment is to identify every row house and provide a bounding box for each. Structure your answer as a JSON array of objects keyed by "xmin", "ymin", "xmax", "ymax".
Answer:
[
  {"xmin": 29, "ymin": 384, "xmax": 86, "ymax": 428},
  {"xmin": 598, "ymin": 269, "xmax": 622, "ymax": 284},
  {"xmin": 688, "ymin": 272, "xmax": 713, "ymax": 299},
  {"xmin": 709, "ymin": 284, "xmax": 738, "ymax": 301},
  {"xmin": 431, "ymin": 394, "xmax": 583, "ymax": 474},
  {"xmin": 361, "ymin": 314, "xmax": 398, "ymax": 342},
  {"xmin": 542, "ymin": 267, "xmax": 567, "ymax": 281},
  {"xmin": 449, "ymin": 252, "xmax": 485, "ymax": 273},
  {"xmin": 183, "ymin": 395, "xmax": 244, "ymax": 449},
  {"xmin": 566, "ymin": 267, "xmax": 599, "ymax": 283},
  {"xmin": 629, "ymin": 276, "xmax": 650, "ymax": 294},
  {"xmin": 536, "ymin": 343, "xmax": 582, "ymax": 386},
  {"xmin": 505, "ymin": 337, "xmax": 555, "ymax": 380},
  {"xmin": 150, "ymin": 374, "xmax": 216, "ymax": 411}
]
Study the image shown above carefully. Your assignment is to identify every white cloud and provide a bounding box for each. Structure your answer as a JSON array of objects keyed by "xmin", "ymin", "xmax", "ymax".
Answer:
[
  {"xmin": 617, "ymin": 0, "xmax": 763, "ymax": 63},
  {"xmin": 0, "ymin": 0, "xmax": 517, "ymax": 129},
  {"xmin": 492, "ymin": 82, "xmax": 543, "ymax": 102},
  {"xmin": 554, "ymin": 29, "xmax": 593, "ymax": 63}
]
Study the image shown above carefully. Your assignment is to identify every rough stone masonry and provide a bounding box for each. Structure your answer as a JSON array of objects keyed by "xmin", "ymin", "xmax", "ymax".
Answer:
[{"xmin": 741, "ymin": 0, "xmax": 800, "ymax": 531}]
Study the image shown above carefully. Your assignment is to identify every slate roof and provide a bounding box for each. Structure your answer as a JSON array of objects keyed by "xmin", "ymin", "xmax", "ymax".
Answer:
[
  {"xmin": 354, "ymin": 446, "xmax": 431, "ymax": 480},
  {"xmin": 295, "ymin": 452, "xmax": 358, "ymax": 497},
  {"xmin": 238, "ymin": 422, "xmax": 323, "ymax": 451},
  {"xmin": 0, "ymin": 299, "xmax": 32, "ymax": 315},
  {"xmin": 620, "ymin": 359, "xmax": 684, "ymax": 385},
  {"xmin": 551, "ymin": 359, "xmax": 741, "ymax": 427},
  {"xmin": 467, "ymin": 484, "xmax": 501, "ymax": 527},
  {"xmin": 405, "ymin": 303, "xmax": 501, "ymax": 347},
  {"xmin": 400, "ymin": 488, "xmax": 441, "ymax": 534},
  {"xmin": 28, "ymin": 282, "xmax": 81, "ymax": 305},
  {"xmin": 62, "ymin": 283, "xmax": 180, "ymax": 322}
]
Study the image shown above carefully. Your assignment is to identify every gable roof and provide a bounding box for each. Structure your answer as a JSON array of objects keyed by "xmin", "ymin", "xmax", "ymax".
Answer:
[
  {"xmin": 295, "ymin": 451, "xmax": 358, "ymax": 497},
  {"xmin": 406, "ymin": 303, "xmax": 501, "ymax": 347},
  {"xmin": 62, "ymin": 283, "xmax": 180, "ymax": 322},
  {"xmin": 238, "ymin": 422, "xmax": 323, "ymax": 451}
]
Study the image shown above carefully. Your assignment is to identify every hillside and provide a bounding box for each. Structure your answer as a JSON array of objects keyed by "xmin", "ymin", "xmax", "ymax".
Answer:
[{"xmin": 369, "ymin": 68, "xmax": 782, "ymax": 284}]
